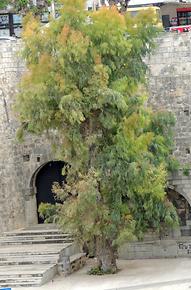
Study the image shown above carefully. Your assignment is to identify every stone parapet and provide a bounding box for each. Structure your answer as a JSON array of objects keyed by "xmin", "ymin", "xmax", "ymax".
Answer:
[{"xmin": 119, "ymin": 238, "xmax": 191, "ymax": 260}]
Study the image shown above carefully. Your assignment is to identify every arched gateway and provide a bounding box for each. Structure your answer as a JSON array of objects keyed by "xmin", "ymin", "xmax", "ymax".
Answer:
[
  {"xmin": 167, "ymin": 188, "xmax": 191, "ymax": 227},
  {"xmin": 30, "ymin": 161, "xmax": 66, "ymax": 223}
]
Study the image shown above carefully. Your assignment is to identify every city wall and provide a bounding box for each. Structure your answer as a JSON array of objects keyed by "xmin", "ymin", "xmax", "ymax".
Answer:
[
  {"xmin": 0, "ymin": 39, "xmax": 52, "ymax": 233},
  {"xmin": 1, "ymin": 32, "xmax": 191, "ymax": 242},
  {"xmin": 148, "ymin": 32, "xmax": 191, "ymax": 205},
  {"xmin": 119, "ymin": 32, "xmax": 191, "ymax": 259}
]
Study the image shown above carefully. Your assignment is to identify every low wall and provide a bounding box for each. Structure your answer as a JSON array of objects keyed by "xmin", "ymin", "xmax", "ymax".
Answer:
[{"xmin": 119, "ymin": 238, "xmax": 191, "ymax": 260}]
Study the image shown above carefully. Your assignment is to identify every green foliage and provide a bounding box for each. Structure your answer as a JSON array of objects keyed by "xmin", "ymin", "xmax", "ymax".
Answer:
[
  {"xmin": 88, "ymin": 267, "xmax": 105, "ymax": 275},
  {"xmin": 0, "ymin": 0, "xmax": 30, "ymax": 11},
  {"xmin": 13, "ymin": 0, "xmax": 30, "ymax": 11},
  {"xmin": 183, "ymin": 164, "xmax": 190, "ymax": 176},
  {"xmin": 88, "ymin": 266, "xmax": 116, "ymax": 275},
  {"xmin": 15, "ymin": 1, "xmax": 178, "ymax": 272},
  {"xmin": 38, "ymin": 203, "xmax": 60, "ymax": 223},
  {"xmin": 0, "ymin": 0, "xmax": 8, "ymax": 9},
  {"xmin": 1, "ymin": 0, "xmax": 57, "ymax": 13}
]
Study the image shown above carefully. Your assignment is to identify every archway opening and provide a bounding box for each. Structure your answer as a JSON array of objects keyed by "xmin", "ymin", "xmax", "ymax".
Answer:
[
  {"xmin": 35, "ymin": 161, "xmax": 66, "ymax": 223},
  {"xmin": 167, "ymin": 188, "xmax": 191, "ymax": 226}
]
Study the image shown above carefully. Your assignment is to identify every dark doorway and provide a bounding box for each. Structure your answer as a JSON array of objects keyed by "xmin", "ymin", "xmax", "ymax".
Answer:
[
  {"xmin": 162, "ymin": 15, "xmax": 170, "ymax": 29},
  {"xmin": 35, "ymin": 161, "xmax": 66, "ymax": 223},
  {"xmin": 167, "ymin": 188, "xmax": 191, "ymax": 226}
]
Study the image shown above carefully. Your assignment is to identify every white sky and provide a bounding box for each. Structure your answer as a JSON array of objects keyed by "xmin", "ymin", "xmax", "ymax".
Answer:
[
  {"xmin": 128, "ymin": 0, "xmax": 180, "ymax": 5},
  {"xmin": 86, "ymin": 0, "xmax": 191, "ymax": 8}
]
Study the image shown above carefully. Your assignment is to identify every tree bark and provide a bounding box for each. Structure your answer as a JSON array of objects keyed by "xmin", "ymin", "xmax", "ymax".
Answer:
[{"xmin": 96, "ymin": 236, "xmax": 117, "ymax": 273}]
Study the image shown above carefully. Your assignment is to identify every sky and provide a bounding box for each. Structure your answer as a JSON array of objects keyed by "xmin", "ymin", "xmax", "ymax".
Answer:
[
  {"xmin": 86, "ymin": 0, "xmax": 191, "ymax": 9},
  {"xmin": 128, "ymin": 0, "xmax": 181, "ymax": 5}
]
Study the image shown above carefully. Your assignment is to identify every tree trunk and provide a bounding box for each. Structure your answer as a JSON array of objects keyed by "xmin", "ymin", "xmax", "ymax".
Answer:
[
  {"xmin": 51, "ymin": 0, "xmax": 56, "ymax": 19},
  {"xmin": 96, "ymin": 237, "xmax": 117, "ymax": 273}
]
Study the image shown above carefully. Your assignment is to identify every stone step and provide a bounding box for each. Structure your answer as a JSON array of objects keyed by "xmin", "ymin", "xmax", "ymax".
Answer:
[
  {"xmin": 181, "ymin": 229, "xmax": 191, "ymax": 236},
  {"xmin": 4, "ymin": 229, "xmax": 64, "ymax": 237},
  {"xmin": 0, "ymin": 264, "xmax": 57, "ymax": 286},
  {"xmin": 0, "ymin": 243, "xmax": 79, "ymax": 264},
  {"xmin": 180, "ymin": 225, "xmax": 191, "ymax": 236},
  {"xmin": 181, "ymin": 225, "xmax": 191, "ymax": 230},
  {"xmin": 25, "ymin": 224, "xmax": 58, "ymax": 230},
  {"xmin": 0, "ymin": 264, "xmax": 56, "ymax": 277},
  {"xmin": 0, "ymin": 255, "xmax": 59, "ymax": 265},
  {"xmin": 0, "ymin": 237, "xmax": 74, "ymax": 246},
  {"xmin": 3, "ymin": 234, "xmax": 70, "ymax": 240},
  {"xmin": 0, "ymin": 253, "xmax": 59, "ymax": 260},
  {"xmin": 0, "ymin": 243, "xmax": 73, "ymax": 256},
  {"xmin": 186, "ymin": 220, "xmax": 191, "ymax": 226},
  {"xmin": 0, "ymin": 225, "xmax": 86, "ymax": 287},
  {"xmin": 0, "ymin": 280, "xmax": 42, "ymax": 287}
]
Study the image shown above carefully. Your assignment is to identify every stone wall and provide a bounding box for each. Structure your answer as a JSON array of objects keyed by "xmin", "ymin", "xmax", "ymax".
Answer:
[
  {"xmin": 119, "ymin": 32, "xmax": 191, "ymax": 260},
  {"xmin": 148, "ymin": 32, "xmax": 191, "ymax": 165},
  {"xmin": 0, "ymin": 38, "xmax": 52, "ymax": 233},
  {"xmin": 2, "ymin": 32, "xmax": 191, "ymax": 239},
  {"xmin": 148, "ymin": 31, "xmax": 191, "ymax": 207},
  {"xmin": 119, "ymin": 238, "xmax": 191, "ymax": 260}
]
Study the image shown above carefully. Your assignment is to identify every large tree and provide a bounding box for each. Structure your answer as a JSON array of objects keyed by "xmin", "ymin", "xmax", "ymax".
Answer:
[{"xmin": 15, "ymin": 0, "xmax": 178, "ymax": 273}]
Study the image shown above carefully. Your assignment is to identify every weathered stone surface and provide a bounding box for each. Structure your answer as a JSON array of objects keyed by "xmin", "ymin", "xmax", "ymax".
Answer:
[
  {"xmin": 148, "ymin": 32, "xmax": 191, "ymax": 166},
  {"xmin": 118, "ymin": 238, "xmax": 191, "ymax": 259},
  {"xmin": 148, "ymin": 32, "xmax": 191, "ymax": 210},
  {"xmin": 0, "ymin": 39, "xmax": 53, "ymax": 233},
  {"xmin": 0, "ymin": 224, "xmax": 85, "ymax": 287},
  {"xmin": 118, "ymin": 32, "xmax": 191, "ymax": 259}
]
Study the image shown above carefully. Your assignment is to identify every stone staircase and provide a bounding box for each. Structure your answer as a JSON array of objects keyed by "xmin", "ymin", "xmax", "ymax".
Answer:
[
  {"xmin": 181, "ymin": 220, "xmax": 191, "ymax": 236},
  {"xmin": 0, "ymin": 224, "xmax": 86, "ymax": 287}
]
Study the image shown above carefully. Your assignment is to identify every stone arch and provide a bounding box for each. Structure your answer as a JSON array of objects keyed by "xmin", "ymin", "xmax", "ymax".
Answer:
[
  {"xmin": 28, "ymin": 160, "xmax": 66, "ymax": 224},
  {"xmin": 29, "ymin": 161, "xmax": 51, "ymax": 196},
  {"xmin": 174, "ymin": 186, "xmax": 191, "ymax": 209},
  {"xmin": 167, "ymin": 186, "xmax": 191, "ymax": 226}
]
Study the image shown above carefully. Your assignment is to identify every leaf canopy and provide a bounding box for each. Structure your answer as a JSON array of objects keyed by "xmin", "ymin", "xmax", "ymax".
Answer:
[{"xmin": 15, "ymin": 1, "xmax": 178, "ymax": 249}]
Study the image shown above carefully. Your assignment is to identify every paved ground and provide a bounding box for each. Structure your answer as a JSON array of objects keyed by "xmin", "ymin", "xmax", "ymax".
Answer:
[{"xmin": 12, "ymin": 258, "xmax": 191, "ymax": 290}]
